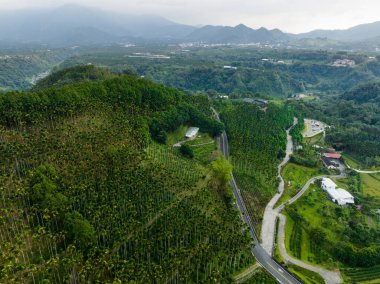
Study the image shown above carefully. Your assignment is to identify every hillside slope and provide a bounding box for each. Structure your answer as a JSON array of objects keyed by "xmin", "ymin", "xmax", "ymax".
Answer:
[{"xmin": 0, "ymin": 68, "xmax": 254, "ymax": 283}]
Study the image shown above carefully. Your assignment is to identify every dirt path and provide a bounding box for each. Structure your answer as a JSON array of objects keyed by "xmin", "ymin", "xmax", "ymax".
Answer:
[
  {"xmin": 260, "ymin": 116, "xmax": 343, "ymax": 284},
  {"xmin": 232, "ymin": 263, "xmax": 261, "ymax": 283},
  {"xmin": 261, "ymin": 117, "xmax": 297, "ymax": 254},
  {"xmin": 278, "ymin": 214, "xmax": 342, "ymax": 284}
]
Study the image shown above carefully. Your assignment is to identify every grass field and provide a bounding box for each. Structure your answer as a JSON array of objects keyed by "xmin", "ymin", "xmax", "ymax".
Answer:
[
  {"xmin": 284, "ymin": 185, "xmax": 340, "ymax": 269},
  {"xmin": 304, "ymin": 132, "xmax": 325, "ymax": 145},
  {"xmin": 285, "ymin": 212, "xmax": 315, "ymax": 264},
  {"xmin": 276, "ymin": 163, "xmax": 321, "ymax": 207},
  {"xmin": 361, "ymin": 173, "xmax": 380, "ymax": 200},
  {"xmin": 184, "ymin": 133, "xmax": 218, "ymax": 165},
  {"xmin": 288, "ymin": 264, "xmax": 325, "ymax": 284},
  {"xmin": 275, "ymin": 213, "xmax": 324, "ymax": 284}
]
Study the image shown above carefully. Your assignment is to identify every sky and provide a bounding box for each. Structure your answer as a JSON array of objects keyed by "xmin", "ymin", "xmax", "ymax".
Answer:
[{"xmin": 0, "ymin": 0, "xmax": 379, "ymax": 33}]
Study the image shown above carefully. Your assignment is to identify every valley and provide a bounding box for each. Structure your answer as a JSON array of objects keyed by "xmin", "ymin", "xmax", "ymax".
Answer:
[{"xmin": 1, "ymin": 3, "xmax": 380, "ymax": 283}]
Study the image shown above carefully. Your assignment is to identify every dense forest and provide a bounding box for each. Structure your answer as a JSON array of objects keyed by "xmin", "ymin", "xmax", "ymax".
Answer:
[
  {"xmin": 219, "ymin": 102, "xmax": 293, "ymax": 234},
  {"xmin": 292, "ymin": 81, "xmax": 380, "ymax": 166},
  {"xmin": 0, "ymin": 67, "xmax": 254, "ymax": 283},
  {"xmin": 60, "ymin": 46, "xmax": 380, "ymax": 97},
  {"xmin": 0, "ymin": 50, "xmax": 70, "ymax": 91}
]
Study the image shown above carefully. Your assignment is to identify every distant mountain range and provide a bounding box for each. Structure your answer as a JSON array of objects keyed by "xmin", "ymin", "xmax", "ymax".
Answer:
[
  {"xmin": 1, "ymin": 4, "xmax": 380, "ymax": 47},
  {"xmin": 186, "ymin": 24, "xmax": 289, "ymax": 43}
]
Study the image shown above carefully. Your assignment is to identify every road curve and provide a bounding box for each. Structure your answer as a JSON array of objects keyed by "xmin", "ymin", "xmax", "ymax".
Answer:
[{"xmin": 212, "ymin": 108, "xmax": 302, "ymax": 284}]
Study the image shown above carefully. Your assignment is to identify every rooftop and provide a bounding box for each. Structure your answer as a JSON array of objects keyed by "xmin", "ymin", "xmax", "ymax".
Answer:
[
  {"xmin": 322, "ymin": 178, "xmax": 336, "ymax": 188},
  {"xmin": 323, "ymin": 153, "xmax": 342, "ymax": 159},
  {"xmin": 185, "ymin": 127, "xmax": 200, "ymax": 138}
]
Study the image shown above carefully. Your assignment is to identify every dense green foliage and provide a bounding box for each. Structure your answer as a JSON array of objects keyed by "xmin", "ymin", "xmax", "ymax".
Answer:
[
  {"xmin": 342, "ymin": 265, "xmax": 380, "ymax": 283},
  {"xmin": 179, "ymin": 144, "xmax": 194, "ymax": 158},
  {"xmin": 32, "ymin": 65, "xmax": 115, "ymax": 91},
  {"xmin": 292, "ymin": 81, "xmax": 380, "ymax": 167},
  {"xmin": 0, "ymin": 51, "xmax": 68, "ymax": 91},
  {"xmin": 342, "ymin": 81, "xmax": 380, "ymax": 104},
  {"xmin": 0, "ymin": 68, "xmax": 253, "ymax": 283},
  {"xmin": 60, "ymin": 46, "xmax": 380, "ymax": 97},
  {"xmin": 219, "ymin": 102, "xmax": 293, "ymax": 233}
]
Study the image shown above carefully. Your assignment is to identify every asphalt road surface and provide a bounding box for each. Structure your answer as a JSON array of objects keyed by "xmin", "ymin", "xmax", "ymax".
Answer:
[{"xmin": 212, "ymin": 108, "xmax": 302, "ymax": 284}]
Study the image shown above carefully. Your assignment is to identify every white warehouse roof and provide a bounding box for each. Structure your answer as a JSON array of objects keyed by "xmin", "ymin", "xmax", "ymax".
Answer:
[
  {"xmin": 185, "ymin": 127, "xmax": 199, "ymax": 138},
  {"xmin": 321, "ymin": 178, "xmax": 354, "ymax": 205},
  {"xmin": 322, "ymin": 178, "xmax": 336, "ymax": 189}
]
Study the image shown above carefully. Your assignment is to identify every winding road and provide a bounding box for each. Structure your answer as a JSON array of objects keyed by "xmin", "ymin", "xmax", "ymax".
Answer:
[
  {"xmin": 212, "ymin": 108, "xmax": 302, "ymax": 284},
  {"xmin": 259, "ymin": 117, "xmax": 342, "ymax": 284},
  {"xmin": 261, "ymin": 118, "xmax": 297, "ymax": 255}
]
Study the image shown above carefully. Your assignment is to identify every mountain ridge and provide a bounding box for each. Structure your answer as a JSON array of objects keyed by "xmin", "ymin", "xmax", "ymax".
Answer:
[{"xmin": 0, "ymin": 5, "xmax": 380, "ymax": 46}]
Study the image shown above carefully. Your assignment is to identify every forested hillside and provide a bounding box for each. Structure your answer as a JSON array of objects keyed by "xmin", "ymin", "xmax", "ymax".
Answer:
[
  {"xmin": 219, "ymin": 102, "xmax": 293, "ymax": 234},
  {"xmin": 0, "ymin": 51, "xmax": 68, "ymax": 91},
  {"xmin": 0, "ymin": 69, "xmax": 254, "ymax": 283},
  {"xmin": 293, "ymin": 81, "xmax": 380, "ymax": 167},
  {"xmin": 60, "ymin": 47, "xmax": 380, "ymax": 97}
]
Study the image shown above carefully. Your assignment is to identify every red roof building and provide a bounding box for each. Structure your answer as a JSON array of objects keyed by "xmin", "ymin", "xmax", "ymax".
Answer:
[{"xmin": 323, "ymin": 153, "xmax": 342, "ymax": 159}]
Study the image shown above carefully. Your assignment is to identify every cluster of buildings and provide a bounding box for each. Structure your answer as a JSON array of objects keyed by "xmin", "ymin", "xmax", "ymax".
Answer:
[
  {"xmin": 332, "ymin": 59, "xmax": 355, "ymax": 67},
  {"xmin": 321, "ymin": 178, "xmax": 355, "ymax": 206}
]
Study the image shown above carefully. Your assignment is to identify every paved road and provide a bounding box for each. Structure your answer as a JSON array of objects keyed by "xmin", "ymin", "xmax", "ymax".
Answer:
[
  {"xmin": 261, "ymin": 118, "xmax": 297, "ymax": 255},
  {"xmin": 212, "ymin": 108, "xmax": 302, "ymax": 284}
]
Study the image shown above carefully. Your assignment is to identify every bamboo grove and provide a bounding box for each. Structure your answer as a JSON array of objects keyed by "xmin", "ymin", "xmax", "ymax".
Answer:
[{"xmin": 0, "ymin": 67, "xmax": 254, "ymax": 283}]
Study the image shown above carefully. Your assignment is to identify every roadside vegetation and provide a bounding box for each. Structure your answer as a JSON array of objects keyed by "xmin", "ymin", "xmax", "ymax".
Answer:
[{"xmin": 218, "ymin": 101, "xmax": 293, "ymax": 235}]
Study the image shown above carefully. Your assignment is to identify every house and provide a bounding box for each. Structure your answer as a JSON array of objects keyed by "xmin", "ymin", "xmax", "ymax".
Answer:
[
  {"xmin": 185, "ymin": 127, "xmax": 200, "ymax": 139},
  {"xmin": 322, "ymin": 156, "xmax": 340, "ymax": 170},
  {"xmin": 321, "ymin": 178, "xmax": 355, "ymax": 205}
]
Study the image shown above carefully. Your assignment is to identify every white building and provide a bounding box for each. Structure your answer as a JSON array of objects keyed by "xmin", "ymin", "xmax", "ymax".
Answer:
[
  {"xmin": 185, "ymin": 127, "xmax": 200, "ymax": 139},
  {"xmin": 321, "ymin": 178, "xmax": 355, "ymax": 206}
]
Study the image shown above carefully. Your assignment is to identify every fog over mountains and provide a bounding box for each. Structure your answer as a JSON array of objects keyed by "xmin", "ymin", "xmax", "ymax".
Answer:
[{"xmin": 1, "ymin": 4, "xmax": 380, "ymax": 46}]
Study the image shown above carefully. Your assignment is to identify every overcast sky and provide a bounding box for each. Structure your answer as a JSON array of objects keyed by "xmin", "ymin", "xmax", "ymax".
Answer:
[{"xmin": 0, "ymin": 0, "xmax": 379, "ymax": 33}]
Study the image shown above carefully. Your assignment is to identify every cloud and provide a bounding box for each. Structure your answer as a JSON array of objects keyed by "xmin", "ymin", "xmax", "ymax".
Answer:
[{"xmin": 0, "ymin": 0, "xmax": 379, "ymax": 32}]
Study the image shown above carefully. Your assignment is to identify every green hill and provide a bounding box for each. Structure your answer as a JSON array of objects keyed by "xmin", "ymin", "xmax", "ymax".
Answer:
[
  {"xmin": 32, "ymin": 65, "xmax": 115, "ymax": 91},
  {"xmin": 0, "ymin": 68, "xmax": 254, "ymax": 283}
]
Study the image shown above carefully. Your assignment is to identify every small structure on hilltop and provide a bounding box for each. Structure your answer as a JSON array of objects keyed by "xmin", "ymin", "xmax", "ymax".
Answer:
[
  {"xmin": 321, "ymin": 178, "xmax": 354, "ymax": 205},
  {"xmin": 185, "ymin": 127, "xmax": 200, "ymax": 139}
]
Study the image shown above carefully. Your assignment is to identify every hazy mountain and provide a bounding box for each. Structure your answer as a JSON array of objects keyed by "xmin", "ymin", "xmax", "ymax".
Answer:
[
  {"xmin": 186, "ymin": 24, "xmax": 290, "ymax": 43},
  {"xmin": 0, "ymin": 5, "xmax": 196, "ymax": 46},
  {"xmin": 298, "ymin": 21, "xmax": 380, "ymax": 42},
  {"xmin": 1, "ymin": 5, "xmax": 380, "ymax": 47}
]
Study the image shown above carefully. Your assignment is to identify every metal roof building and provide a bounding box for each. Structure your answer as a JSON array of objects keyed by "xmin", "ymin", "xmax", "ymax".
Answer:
[
  {"xmin": 185, "ymin": 127, "xmax": 199, "ymax": 139},
  {"xmin": 321, "ymin": 178, "xmax": 354, "ymax": 205}
]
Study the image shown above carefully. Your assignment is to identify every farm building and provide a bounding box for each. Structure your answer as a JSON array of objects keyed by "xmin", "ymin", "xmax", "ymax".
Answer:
[
  {"xmin": 321, "ymin": 178, "xmax": 355, "ymax": 205},
  {"xmin": 322, "ymin": 156, "xmax": 340, "ymax": 170},
  {"xmin": 185, "ymin": 127, "xmax": 200, "ymax": 139}
]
